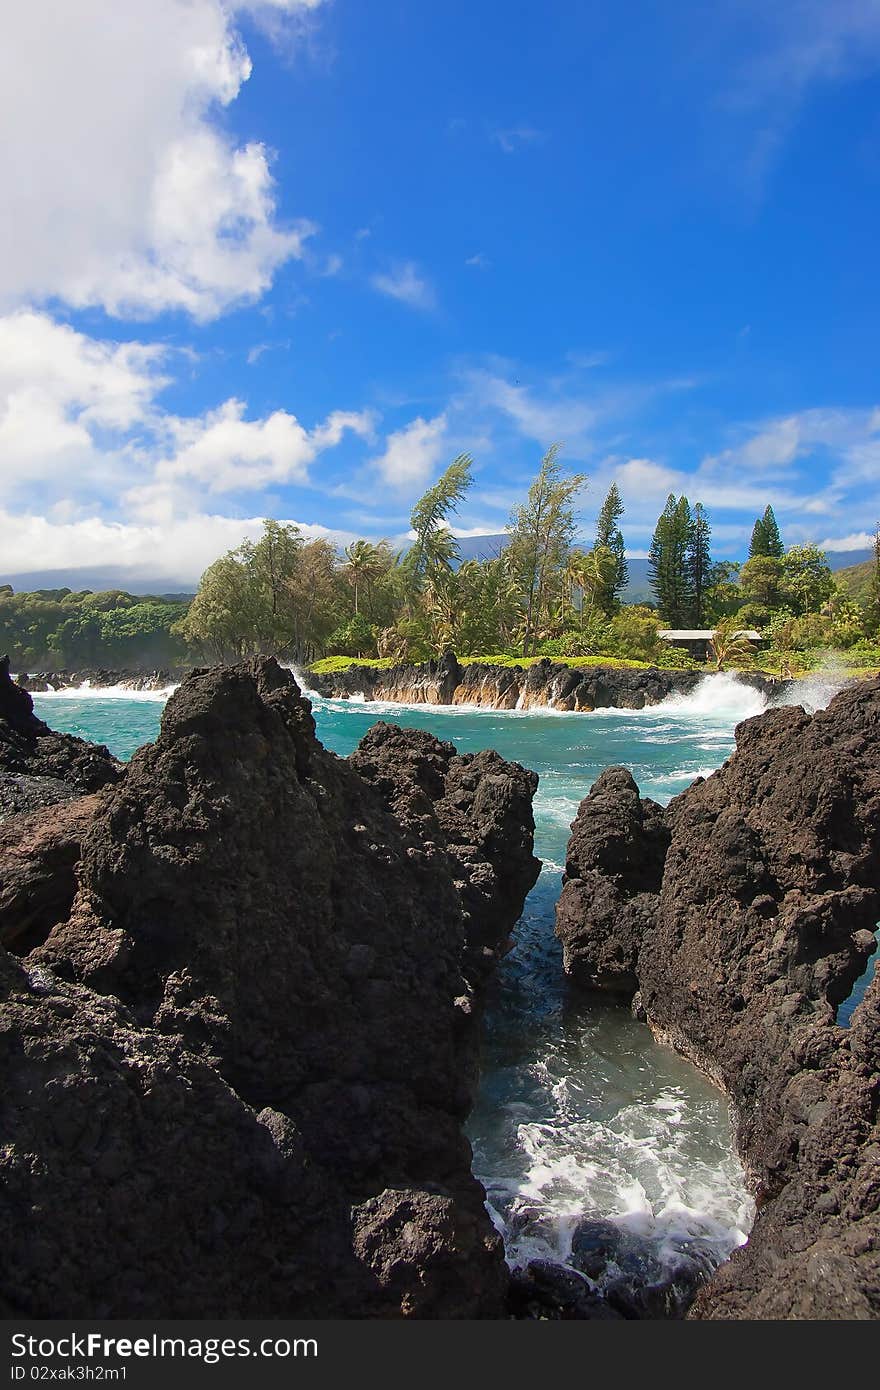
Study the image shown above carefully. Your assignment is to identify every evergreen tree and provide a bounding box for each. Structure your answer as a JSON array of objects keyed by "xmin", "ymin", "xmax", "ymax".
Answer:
[
  {"xmin": 749, "ymin": 504, "xmax": 784, "ymax": 558},
  {"xmin": 594, "ymin": 482, "xmax": 628, "ymax": 609},
  {"xmin": 686, "ymin": 501, "xmax": 712, "ymax": 626},
  {"xmin": 648, "ymin": 494, "xmax": 693, "ymax": 626}
]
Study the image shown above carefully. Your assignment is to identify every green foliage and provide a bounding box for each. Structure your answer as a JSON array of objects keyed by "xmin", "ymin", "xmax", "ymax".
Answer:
[
  {"xmin": 778, "ymin": 544, "xmax": 835, "ymax": 616},
  {"xmin": 506, "ymin": 444, "xmax": 587, "ymax": 655},
  {"xmin": 594, "ymin": 483, "xmax": 628, "ymax": 607},
  {"xmin": 687, "ymin": 502, "xmax": 712, "ymax": 626},
  {"xmin": 309, "ymin": 655, "xmax": 397, "ymax": 674},
  {"xmin": 708, "ymin": 619, "xmax": 757, "ymax": 671},
  {"xmin": 0, "ymin": 585, "xmax": 189, "ymax": 670},
  {"xmin": 176, "ymin": 520, "xmax": 348, "ymax": 662},
  {"xmin": 325, "ymin": 613, "xmax": 376, "ymax": 657},
  {"xmin": 748, "ymin": 505, "xmax": 784, "ymax": 559},
  {"xmin": 402, "ymin": 455, "xmax": 473, "ymax": 596},
  {"xmin": 648, "ymin": 494, "xmax": 693, "ymax": 625}
]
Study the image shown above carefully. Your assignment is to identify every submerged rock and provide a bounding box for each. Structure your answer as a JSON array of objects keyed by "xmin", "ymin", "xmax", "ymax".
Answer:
[
  {"xmin": 556, "ymin": 676, "xmax": 880, "ymax": 1319},
  {"xmin": 2, "ymin": 658, "xmax": 539, "ymax": 1318}
]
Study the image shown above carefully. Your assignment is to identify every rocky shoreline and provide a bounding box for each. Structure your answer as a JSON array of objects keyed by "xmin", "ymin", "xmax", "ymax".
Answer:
[
  {"xmin": 14, "ymin": 666, "xmax": 182, "ymax": 693},
  {"xmin": 1, "ymin": 656, "xmax": 540, "ymax": 1317},
  {"xmin": 555, "ymin": 680, "xmax": 880, "ymax": 1318},
  {"xmin": 307, "ymin": 651, "xmax": 792, "ymax": 712},
  {"xmin": 2, "ymin": 654, "xmax": 878, "ymax": 1319}
]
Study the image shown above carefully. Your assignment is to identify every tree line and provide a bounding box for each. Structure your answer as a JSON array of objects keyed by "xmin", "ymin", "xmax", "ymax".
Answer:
[{"xmin": 4, "ymin": 450, "xmax": 880, "ymax": 675}]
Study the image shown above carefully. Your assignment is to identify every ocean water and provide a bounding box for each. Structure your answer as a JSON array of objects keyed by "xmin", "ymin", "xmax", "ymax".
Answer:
[{"xmin": 32, "ymin": 670, "xmax": 871, "ymax": 1310}]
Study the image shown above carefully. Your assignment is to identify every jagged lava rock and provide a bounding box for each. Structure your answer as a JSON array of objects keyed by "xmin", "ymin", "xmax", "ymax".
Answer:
[
  {"xmin": 12, "ymin": 657, "xmax": 539, "ymax": 1316},
  {"xmin": 555, "ymin": 676, "xmax": 880, "ymax": 1318},
  {"xmin": 349, "ymin": 721, "xmax": 539, "ymax": 987},
  {"xmin": 0, "ymin": 655, "xmax": 121, "ymax": 798},
  {"xmin": 555, "ymin": 766, "xmax": 669, "ymax": 993}
]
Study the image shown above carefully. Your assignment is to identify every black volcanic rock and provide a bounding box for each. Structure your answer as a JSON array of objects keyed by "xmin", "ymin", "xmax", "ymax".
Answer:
[
  {"xmin": 309, "ymin": 655, "xmax": 789, "ymax": 712},
  {"xmin": 0, "ymin": 655, "xmax": 121, "ymax": 798},
  {"xmin": 349, "ymin": 721, "xmax": 540, "ymax": 987},
  {"xmin": 555, "ymin": 766, "xmax": 669, "ymax": 993},
  {"xmin": 4, "ymin": 657, "xmax": 539, "ymax": 1318},
  {"xmin": 555, "ymin": 676, "xmax": 880, "ymax": 1319}
]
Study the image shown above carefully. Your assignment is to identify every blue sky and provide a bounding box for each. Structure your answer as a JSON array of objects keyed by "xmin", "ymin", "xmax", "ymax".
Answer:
[{"xmin": 3, "ymin": 0, "xmax": 880, "ymax": 586}]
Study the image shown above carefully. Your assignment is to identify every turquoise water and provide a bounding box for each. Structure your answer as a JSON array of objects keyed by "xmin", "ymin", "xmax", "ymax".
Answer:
[{"xmin": 34, "ymin": 672, "xmax": 867, "ymax": 1303}]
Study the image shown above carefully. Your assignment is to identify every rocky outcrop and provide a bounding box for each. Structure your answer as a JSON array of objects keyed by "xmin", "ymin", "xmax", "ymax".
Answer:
[
  {"xmin": 349, "ymin": 721, "xmax": 539, "ymax": 988},
  {"xmin": 0, "ymin": 655, "xmax": 121, "ymax": 799},
  {"xmin": 555, "ymin": 767, "xmax": 669, "ymax": 993},
  {"xmin": 309, "ymin": 655, "xmax": 788, "ymax": 713},
  {"xmin": 15, "ymin": 667, "xmax": 181, "ymax": 693},
  {"xmin": 2, "ymin": 658, "xmax": 539, "ymax": 1318},
  {"xmin": 555, "ymin": 677, "xmax": 880, "ymax": 1318}
]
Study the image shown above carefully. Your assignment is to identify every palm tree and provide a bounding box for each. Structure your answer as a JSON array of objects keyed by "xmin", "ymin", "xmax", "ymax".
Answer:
[
  {"xmin": 344, "ymin": 540, "xmax": 387, "ymax": 616},
  {"xmin": 708, "ymin": 619, "xmax": 756, "ymax": 671}
]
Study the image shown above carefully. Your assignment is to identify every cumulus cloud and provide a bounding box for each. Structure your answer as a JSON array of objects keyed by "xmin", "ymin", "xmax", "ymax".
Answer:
[
  {"xmin": 818, "ymin": 531, "xmax": 876, "ymax": 552},
  {"xmin": 0, "ymin": 1, "xmax": 325, "ymax": 321},
  {"xmin": 370, "ymin": 263, "xmax": 436, "ymax": 311},
  {"xmin": 0, "ymin": 312, "xmax": 167, "ymax": 495},
  {"xmin": 370, "ymin": 415, "xmax": 448, "ymax": 487},
  {"xmin": 0, "ymin": 310, "xmax": 373, "ymax": 523}
]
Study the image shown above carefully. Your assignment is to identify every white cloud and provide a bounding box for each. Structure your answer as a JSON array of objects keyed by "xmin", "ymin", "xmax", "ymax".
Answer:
[
  {"xmin": 0, "ymin": 310, "xmax": 373, "ymax": 522},
  {"xmin": 0, "ymin": 312, "xmax": 166, "ymax": 491},
  {"xmin": 370, "ymin": 415, "xmax": 448, "ymax": 487},
  {"xmin": 0, "ymin": 1, "xmax": 325, "ymax": 321},
  {"xmin": 465, "ymin": 253, "xmax": 491, "ymax": 269},
  {"xmin": 370, "ymin": 263, "xmax": 436, "ymax": 311},
  {"xmin": 146, "ymin": 400, "xmax": 375, "ymax": 504},
  {"xmin": 818, "ymin": 531, "xmax": 876, "ymax": 552},
  {"xmin": 463, "ymin": 369, "xmax": 597, "ymax": 446},
  {"xmin": 0, "ymin": 509, "xmax": 359, "ymax": 588}
]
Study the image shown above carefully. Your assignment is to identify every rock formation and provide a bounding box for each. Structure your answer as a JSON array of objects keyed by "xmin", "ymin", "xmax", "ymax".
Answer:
[
  {"xmin": 555, "ymin": 677, "xmax": 880, "ymax": 1318},
  {"xmin": 1, "ymin": 658, "xmax": 540, "ymax": 1318},
  {"xmin": 309, "ymin": 653, "xmax": 788, "ymax": 713},
  {"xmin": 0, "ymin": 655, "xmax": 121, "ymax": 801},
  {"xmin": 555, "ymin": 766, "xmax": 669, "ymax": 994}
]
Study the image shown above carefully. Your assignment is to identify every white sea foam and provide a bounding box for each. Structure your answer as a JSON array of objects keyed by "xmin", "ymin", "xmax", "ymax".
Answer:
[{"xmin": 33, "ymin": 680, "xmax": 178, "ymax": 702}]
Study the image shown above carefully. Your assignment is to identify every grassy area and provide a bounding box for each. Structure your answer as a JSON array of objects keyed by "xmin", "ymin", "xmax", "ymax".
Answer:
[
  {"xmin": 458, "ymin": 653, "xmax": 654, "ymax": 670},
  {"xmin": 309, "ymin": 652, "xmax": 880, "ymax": 679},
  {"xmin": 309, "ymin": 655, "xmax": 397, "ymax": 674},
  {"xmin": 312, "ymin": 652, "xmax": 659, "ymax": 674}
]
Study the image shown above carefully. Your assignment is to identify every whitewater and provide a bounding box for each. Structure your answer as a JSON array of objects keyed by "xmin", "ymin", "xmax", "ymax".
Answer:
[{"xmin": 30, "ymin": 669, "xmax": 853, "ymax": 1308}]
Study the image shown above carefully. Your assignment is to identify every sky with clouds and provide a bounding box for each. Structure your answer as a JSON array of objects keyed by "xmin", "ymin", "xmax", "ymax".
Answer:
[{"xmin": 3, "ymin": 0, "xmax": 880, "ymax": 587}]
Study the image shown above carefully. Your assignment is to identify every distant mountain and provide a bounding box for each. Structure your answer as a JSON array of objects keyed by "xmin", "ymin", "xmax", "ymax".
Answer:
[{"xmin": 833, "ymin": 557, "xmax": 874, "ymax": 603}]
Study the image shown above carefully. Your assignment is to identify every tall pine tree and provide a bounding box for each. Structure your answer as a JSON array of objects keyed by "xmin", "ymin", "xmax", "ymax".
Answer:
[
  {"xmin": 749, "ymin": 504, "xmax": 784, "ymax": 558},
  {"xmin": 648, "ymin": 494, "xmax": 693, "ymax": 626},
  {"xmin": 686, "ymin": 502, "xmax": 712, "ymax": 626},
  {"xmin": 594, "ymin": 482, "xmax": 628, "ymax": 609}
]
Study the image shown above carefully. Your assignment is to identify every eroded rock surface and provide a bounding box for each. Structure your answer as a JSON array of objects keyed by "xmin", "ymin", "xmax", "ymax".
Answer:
[
  {"xmin": 2, "ymin": 658, "xmax": 538, "ymax": 1318},
  {"xmin": 555, "ymin": 766, "xmax": 669, "ymax": 993},
  {"xmin": 350, "ymin": 721, "xmax": 539, "ymax": 987},
  {"xmin": 0, "ymin": 655, "xmax": 121, "ymax": 799},
  {"xmin": 555, "ymin": 677, "xmax": 880, "ymax": 1319},
  {"xmin": 309, "ymin": 654, "xmax": 787, "ymax": 713}
]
